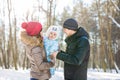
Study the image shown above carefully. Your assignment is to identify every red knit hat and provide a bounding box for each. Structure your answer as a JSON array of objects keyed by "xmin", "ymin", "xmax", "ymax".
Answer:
[{"xmin": 21, "ymin": 22, "xmax": 42, "ymax": 36}]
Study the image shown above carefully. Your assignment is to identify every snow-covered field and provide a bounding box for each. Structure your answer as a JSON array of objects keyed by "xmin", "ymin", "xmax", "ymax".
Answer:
[{"xmin": 0, "ymin": 68, "xmax": 120, "ymax": 80}]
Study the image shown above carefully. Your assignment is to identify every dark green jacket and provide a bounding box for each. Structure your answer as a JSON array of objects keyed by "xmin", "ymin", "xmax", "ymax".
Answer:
[{"xmin": 57, "ymin": 27, "xmax": 90, "ymax": 80}]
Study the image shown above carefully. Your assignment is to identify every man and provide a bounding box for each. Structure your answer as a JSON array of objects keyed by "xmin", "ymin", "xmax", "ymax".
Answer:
[{"xmin": 52, "ymin": 18, "xmax": 90, "ymax": 80}]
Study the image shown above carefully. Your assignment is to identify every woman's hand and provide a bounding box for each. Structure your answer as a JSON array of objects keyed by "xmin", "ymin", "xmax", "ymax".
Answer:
[{"xmin": 50, "ymin": 51, "xmax": 58, "ymax": 65}]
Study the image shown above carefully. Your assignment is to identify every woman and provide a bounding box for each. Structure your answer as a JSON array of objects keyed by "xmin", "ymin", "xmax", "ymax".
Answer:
[{"xmin": 20, "ymin": 21, "xmax": 55, "ymax": 80}]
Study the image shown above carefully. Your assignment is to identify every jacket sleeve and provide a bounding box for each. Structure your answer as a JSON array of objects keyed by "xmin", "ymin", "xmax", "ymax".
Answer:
[
  {"xmin": 56, "ymin": 38, "xmax": 90, "ymax": 65},
  {"xmin": 31, "ymin": 47, "xmax": 55, "ymax": 70}
]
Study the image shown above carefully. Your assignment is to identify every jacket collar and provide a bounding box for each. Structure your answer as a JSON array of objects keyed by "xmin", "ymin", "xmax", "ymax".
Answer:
[
  {"xmin": 20, "ymin": 31, "xmax": 42, "ymax": 47},
  {"xmin": 65, "ymin": 27, "xmax": 89, "ymax": 44}
]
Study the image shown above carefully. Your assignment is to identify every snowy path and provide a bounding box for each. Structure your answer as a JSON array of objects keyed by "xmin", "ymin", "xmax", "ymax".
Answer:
[{"xmin": 0, "ymin": 69, "xmax": 120, "ymax": 80}]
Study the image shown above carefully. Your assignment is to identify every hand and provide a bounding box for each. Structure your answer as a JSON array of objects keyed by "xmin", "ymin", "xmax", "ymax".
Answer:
[{"xmin": 51, "ymin": 51, "xmax": 58, "ymax": 58}]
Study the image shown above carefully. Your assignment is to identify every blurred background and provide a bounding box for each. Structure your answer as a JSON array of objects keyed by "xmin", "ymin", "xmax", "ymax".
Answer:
[{"xmin": 0, "ymin": 0, "xmax": 120, "ymax": 73}]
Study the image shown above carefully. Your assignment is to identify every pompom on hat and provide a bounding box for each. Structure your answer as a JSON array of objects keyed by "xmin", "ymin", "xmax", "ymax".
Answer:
[
  {"xmin": 21, "ymin": 22, "xmax": 28, "ymax": 29},
  {"xmin": 21, "ymin": 22, "xmax": 42, "ymax": 36}
]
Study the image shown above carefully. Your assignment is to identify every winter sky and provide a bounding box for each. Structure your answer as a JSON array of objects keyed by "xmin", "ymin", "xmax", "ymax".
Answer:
[
  {"xmin": 12, "ymin": 0, "xmax": 93, "ymax": 24},
  {"xmin": 14, "ymin": 0, "xmax": 94, "ymax": 14}
]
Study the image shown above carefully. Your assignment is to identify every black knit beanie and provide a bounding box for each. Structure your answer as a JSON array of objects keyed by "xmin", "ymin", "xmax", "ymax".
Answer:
[{"xmin": 63, "ymin": 18, "xmax": 78, "ymax": 30}]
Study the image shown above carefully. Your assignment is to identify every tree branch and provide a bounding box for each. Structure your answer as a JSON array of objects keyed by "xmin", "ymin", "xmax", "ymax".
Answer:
[
  {"xmin": 40, "ymin": 6, "xmax": 48, "ymax": 13},
  {"xmin": 110, "ymin": 0, "xmax": 120, "ymax": 12},
  {"xmin": 109, "ymin": 16, "xmax": 120, "ymax": 28}
]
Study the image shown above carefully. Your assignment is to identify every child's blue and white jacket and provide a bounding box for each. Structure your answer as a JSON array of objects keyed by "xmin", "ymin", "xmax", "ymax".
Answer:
[
  {"xmin": 43, "ymin": 36, "xmax": 59, "ymax": 75},
  {"xmin": 43, "ymin": 25, "xmax": 62, "ymax": 76}
]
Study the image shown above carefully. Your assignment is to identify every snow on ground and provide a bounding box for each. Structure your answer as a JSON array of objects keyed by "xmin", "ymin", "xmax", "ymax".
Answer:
[{"xmin": 0, "ymin": 68, "xmax": 120, "ymax": 80}]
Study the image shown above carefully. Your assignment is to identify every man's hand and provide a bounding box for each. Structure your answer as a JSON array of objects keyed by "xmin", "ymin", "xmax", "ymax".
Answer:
[{"xmin": 51, "ymin": 51, "xmax": 58, "ymax": 58}]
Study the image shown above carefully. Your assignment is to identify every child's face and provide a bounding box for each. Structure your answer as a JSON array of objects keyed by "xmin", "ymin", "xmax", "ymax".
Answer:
[{"xmin": 48, "ymin": 32, "xmax": 57, "ymax": 40}]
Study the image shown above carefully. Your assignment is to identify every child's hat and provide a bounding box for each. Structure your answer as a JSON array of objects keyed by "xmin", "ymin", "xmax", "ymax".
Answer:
[{"xmin": 46, "ymin": 25, "xmax": 62, "ymax": 39}]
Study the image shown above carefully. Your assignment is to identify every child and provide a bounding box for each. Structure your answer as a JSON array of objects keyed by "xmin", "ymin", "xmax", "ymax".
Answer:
[{"xmin": 43, "ymin": 25, "xmax": 62, "ymax": 76}]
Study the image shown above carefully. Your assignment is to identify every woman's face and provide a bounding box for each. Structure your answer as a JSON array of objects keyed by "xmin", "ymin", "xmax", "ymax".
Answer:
[{"xmin": 48, "ymin": 32, "xmax": 57, "ymax": 40}]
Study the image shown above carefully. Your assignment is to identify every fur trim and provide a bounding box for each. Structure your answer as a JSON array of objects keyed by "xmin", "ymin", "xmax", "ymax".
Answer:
[
  {"xmin": 20, "ymin": 31, "xmax": 43, "ymax": 47},
  {"xmin": 45, "ymin": 25, "xmax": 62, "ymax": 40}
]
